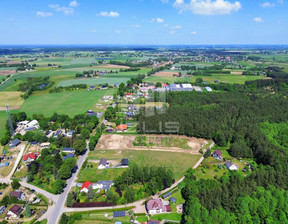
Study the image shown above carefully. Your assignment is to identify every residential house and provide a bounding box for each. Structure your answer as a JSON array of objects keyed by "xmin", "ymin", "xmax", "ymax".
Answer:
[
  {"xmin": 62, "ymin": 148, "xmax": 75, "ymax": 153},
  {"xmin": 9, "ymin": 191, "xmax": 25, "ymax": 200},
  {"xmin": 98, "ymin": 158, "xmax": 109, "ymax": 169},
  {"xmin": 54, "ymin": 130, "xmax": 62, "ymax": 138},
  {"xmin": 146, "ymin": 199, "xmax": 170, "ymax": 214},
  {"xmin": 40, "ymin": 142, "xmax": 51, "ymax": 148},
  {"xmin": 225, "ymin": 160, "xmax": 239, "ymax": 170},
  {"xmin": 205, "ymin": 87, "xmax": 213, "ymax": 92},
  {"xmin": 80, "ymin": 180, "xmax": 93, "ymax": 193},
  {"xmin": 116, "ymin": 124, "xmax": 127, "ymax": 132},
  {"xmin": 63, "ymin": 153, "xmax": 74, "ymax": 160},
  {"xmin": 23, "ymin": 153, "xmax": 37, "ymax": 162},
  {"xmin": 6, "ymin": 204, "xmax": 23, "ymax": 218},
  {"xmin": 121, "ymin": 159, "xmax": 129, "ymax": 167},
  {"xmin": 93, "ymin": 181, "xmax": 114, "ymax": 193},
  {"xmin": 212, "ymin": 150, "xmax": 223, "ymax": 160},
  {"xmin": 66, "ymin": 130, "xmax": 75, "ymax": 138},
  {"xmin": 9, "ymin": 139, "xmax": 21, "ymax": 148}
]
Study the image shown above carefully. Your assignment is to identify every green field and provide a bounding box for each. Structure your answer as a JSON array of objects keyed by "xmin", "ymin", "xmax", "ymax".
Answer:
[
  {"xmin": 20, "ymin": 89, "xmax": 115, "ymax": 117},
  {"xmin": 57, "ymin": 77, "xmax": 130, "ymax": 87},
  {"xmin": 0, "ymin": 111, "xmax": 8, "ymax": 138},
  {"xmin": 79, "ymin": 150, "xmax": 202, "ymax": 182},
  {"xmin": 145, "ymin": 73, "xmax": 269, "ymax": 84}
]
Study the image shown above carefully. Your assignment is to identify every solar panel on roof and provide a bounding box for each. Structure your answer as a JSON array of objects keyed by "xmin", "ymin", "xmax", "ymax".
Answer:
[{"xmin": 113, "ymin": 211, "xmax": 125, "ymax": 217}]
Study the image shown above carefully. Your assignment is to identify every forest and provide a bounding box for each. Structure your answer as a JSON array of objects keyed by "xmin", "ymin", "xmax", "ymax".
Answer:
[{"xmin": 136, "ymin": 73, "xmax": 288, "ymax": 223}]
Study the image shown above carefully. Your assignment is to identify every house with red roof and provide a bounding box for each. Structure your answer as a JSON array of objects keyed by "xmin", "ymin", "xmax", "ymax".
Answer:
[
  {"xmin": 212, "ymin": 150, "xmax": 222, "ymax": 160},
  {"xmin": 146, "ymin": 199, "xmax": 171, "ymax": 214},
  {"xmin": 116, "ymin": 124, "xmax": 128, "ymax": 132},
  {"xmin": 80, "ymin": 180, "xmax": 92, "ymax": 193},
  {"xmin": 23, "ymin": 153, "xmax": 37, "ymax": 162}
]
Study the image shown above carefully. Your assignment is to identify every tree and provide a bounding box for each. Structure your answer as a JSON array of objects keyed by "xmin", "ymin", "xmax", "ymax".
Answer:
[
  {"xmin": 59, "ymin": 213, "xmax": 69, "ymax": 224},
  {"xmin": 54, "ymin": 152, "xmax": 63, "ymax": 170},
  {"xmin": 80, "ymin": 128, "xmax": 90, "ymax": 140},
  {"xmin": 106, "ymin": 189, "xmax": 119, "ymax": 205},
  {"xmin": 73, "ymin": 139, "xmax": 86, "ymax": 155},
  {"xmin": 124, "ymin": 187, "xmax": 135, "ymax": 203},
  {"xmin": 195, "ymin": 78, "xmax": 203, "ymax": 83},
  {"xmin": 11, "ymin": 179, "xmax": 20, "ymax": 190},
  {"xmin": 204, "ymin": 149, "xmax": 211, "ymax": 159},
  {"xmin": 156, "ymin": 82, "xmax": 162, "ymax": 88},
  {"xmin": 25, "ymin": 204, "xmax": 32, "ymax": 217},
  {"xmin": 59, "ymin": 158, "xmax": 76, "ymax": 180},
  {"xmin": 16, "ymin": 112, "xmax": 27, "ymax": 121},
  {"xmin": 66, "ymin": 192, "xmax": 74, "ymax": 207},
  {"xmin": 52, "ymin": 179, "xmax": 65, "ymax": 194},
  {"xmin": 87, "ymin": 185, "xmax": 95, "ymax": 199}
]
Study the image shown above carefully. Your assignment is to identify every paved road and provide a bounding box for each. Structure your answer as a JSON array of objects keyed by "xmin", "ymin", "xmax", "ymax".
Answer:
[{"xmin": 46, "ymin": 146, "xmax": 90, "ymax": 224}]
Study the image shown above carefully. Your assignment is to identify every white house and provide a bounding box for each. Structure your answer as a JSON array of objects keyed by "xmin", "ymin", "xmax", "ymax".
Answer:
[
  {"xmin": 98, "ymin": 158, "xmax": 110, "ymax": 169},
  {"xmin": 146, "ymin": 199, "xmax": 171, "ymax": 214},
  {"xmin": 225, "ymin": 160, "xmax": 239, "ymax": 170},
  {"xmin": 6, "ymin": 205, "xmax": 23, "ymax": 218}
]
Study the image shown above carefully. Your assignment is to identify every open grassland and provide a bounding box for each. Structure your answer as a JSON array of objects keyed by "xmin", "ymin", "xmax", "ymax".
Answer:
[
  {"xmin": 21, "ymin": 89, "xmax": 115, "ymax": 117},
  {"xmin": 0, "ymin": 91, "xmax": 24, "ymax": 107},
  {"xmin": 82, "ymin": 150, "xmax": 202, "ymax": 182},
  {"xmin": 0, "ymin": 111, "xmax": 8, "ymax": 138},
  {"xmin": 57, "ymin": 77, "xmax": 130, "ymax": 87}
]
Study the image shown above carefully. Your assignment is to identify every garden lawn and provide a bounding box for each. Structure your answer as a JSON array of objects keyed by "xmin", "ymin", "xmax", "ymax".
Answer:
[
  {"xmin": 152, "ymin": 212, "xmax": 182, "ymax": 221},
  {"xmin": 20, "ymin": 89, "xmax": 115, "ymax": 117}
]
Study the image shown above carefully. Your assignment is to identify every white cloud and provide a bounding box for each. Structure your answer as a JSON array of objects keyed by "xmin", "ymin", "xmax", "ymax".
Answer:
[
  {"xmin": 173, "ymin": 0, "xmax": 241, "ymax": 15},
  {"xmin": 36, "ymin": 11, "xmax": 53, "ymax": 17},
  {"xmin": 191, "ymin": 31, "xmax": 197, "ymax": 34},
  {"xmin": 171, "ymin": 25, "xmax": 182, "ymax": 29},
  {"xmin": 89, "ymin": 29, "xmax": 97, "ymax": 33},
  {"xmin": 115, "ymin": 30, "xmax": 121, "ymax": 33},
  {"xmin": 161, "ymin": 0, "xmax": 169, "ymax": 3},
  {"xmin": 131, "ymin": 24, "xmax": 141, "ymax": 28},
  {"xmin": 163, "ymin": 24, "xmax": 169, "ymax": 27},
  {"xmin": 98, "ymin": 11, "xmax": 120, "ymax": 17},
  {"xmin": 277, "ymin": 0, "xmax": 284, "ymax": 4},
  {"xmin": 169, "ymin": 30, "xmax": 176, "ymax": 34},
  {"xmin": 69, "ymin": 0, "xmax": 78, "ymax": 7},
  {"xmin": 156, "ymin": 17, "xmax": 164, "ymax": 23},
  {"xmin": 49, "ymin": 4, "xmax": 74, "ymax": 15},
  {"xmin": 8, "ymin": 18, "xmax": 15, "ymax": 22},
  {"xmin": 253, "ymin": 17, "xmax": 263, "ymax": 22},
  {"xmin": 260, "ymin": 2, "xmax": 275, "ymax": 7}
]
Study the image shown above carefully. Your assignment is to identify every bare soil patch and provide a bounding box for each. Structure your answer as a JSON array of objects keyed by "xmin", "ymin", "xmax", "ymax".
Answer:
[
  {"xmin": 0, "ymin": 70, "xmax": 16, "ymax": 76},
  {"xmin": 96, "ymin": 134, "xmax": 208, "ymax": 155},
  {"xmin": 95, "ymin": 64, "xmax": 130, "ymax": 69},
  {"xmin": 154, "ymin": 71, "xmax": 178, "ymax": 77}
]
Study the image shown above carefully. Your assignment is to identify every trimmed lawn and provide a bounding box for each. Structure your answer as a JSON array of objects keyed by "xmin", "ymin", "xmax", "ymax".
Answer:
[
  {"xmin": 152, "ymin": 212, "xmax": 182, "ymax": 221},
  {"xmin": 20, "ymin": 89, "xmax": 115, "ymax": 117}
]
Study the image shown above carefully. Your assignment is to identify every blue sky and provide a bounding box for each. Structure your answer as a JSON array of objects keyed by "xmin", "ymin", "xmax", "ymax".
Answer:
[{"xmin": 0, "ymin": 0, "xmax": 287, "ymax": 45}]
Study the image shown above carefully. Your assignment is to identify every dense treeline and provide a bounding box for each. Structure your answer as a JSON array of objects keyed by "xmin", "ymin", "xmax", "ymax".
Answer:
[
  {"xmin": 137, "ymin": 81, "xmax": 288, "ymax": 223},
  {"xmin": 110, "ymin": 60, "xmax": 153, "ymax": 67},
  {"xmin": 49, "ymin": 84, "xmax": 87, "ymax": 93}
]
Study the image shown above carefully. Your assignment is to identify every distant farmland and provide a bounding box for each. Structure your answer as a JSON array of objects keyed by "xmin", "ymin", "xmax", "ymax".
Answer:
[
  {"xmin": 21, "ymin": 89, "xmax": 115, "ymax": 117},
  {"xmin": 57, "ymin": 77, "xmax": 130, "ymax": 87}
]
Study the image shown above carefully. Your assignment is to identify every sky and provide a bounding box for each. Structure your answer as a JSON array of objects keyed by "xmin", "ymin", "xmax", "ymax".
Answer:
[{"xmin": 0, "ymin": 0, "xmax": 287, "ymax": 45}]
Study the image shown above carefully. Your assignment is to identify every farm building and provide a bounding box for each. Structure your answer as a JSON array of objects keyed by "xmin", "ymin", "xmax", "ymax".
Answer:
[
  {"xmin": 98, "ymin": 158, "xmax": 109, "ymax": 169},
  {"xmin": 9, "ymin": 139, "xmax": 21, "ymax": 148},
  {"xmin": 225, "ymin": 160, "xmax": 239, "ymax": 170},
  {"xmin": 25, "ymin": 120, "xmax": 38, "ymax": 128}
]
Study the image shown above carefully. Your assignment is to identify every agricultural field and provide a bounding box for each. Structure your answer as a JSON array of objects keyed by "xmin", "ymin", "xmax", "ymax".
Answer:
[
  {"xmin": 57, "ymin": 77, "xmax": 130, "ymax": 87},
  {"xmin": 81, "ymin": 149, "xmax": 202, "ymax": 182},
  {"xmin": 0, "ymin": 110, "xmax": 19, "ymax": 139},
  {"xmin": 0, "ymin": 91, "xmax": 24, "ymax": 108},
  {"xmin": 20, "ymin": 89, "xmax": 115, "ymax": 117}
]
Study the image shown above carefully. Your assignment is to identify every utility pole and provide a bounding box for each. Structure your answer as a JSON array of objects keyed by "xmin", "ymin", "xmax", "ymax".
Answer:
[{"xmin": 6, "ymin": 103, "xmax": 14, "ymax": 136}]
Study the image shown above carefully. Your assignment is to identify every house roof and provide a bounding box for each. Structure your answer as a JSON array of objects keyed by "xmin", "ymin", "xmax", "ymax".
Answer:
[
  {"xmin": 146, "ymin": 199, "xmax": 166, "ymax": 211},
  {"xmin": 81, "ymin": 180, "xmax": 92, "ymax": 190},
  {"xmin": 213, "ymin": 150, "xmax": 222, "ymax": 157},
  {"xmin": 99, "ymin": 158, "xmax": 107, "ymax": 166},
  {"xmin": 63, "ymin": 153, "xmax": 74, "ymax": 160},
  {"xmin": 9, "ymin": 204, "xmax": 22, "ymax": 215},
  {"xmin": 225, "ymin": 160, "xmax": 234, "ymax": 168},
  {"xmin": 62, "ymin": 147, "xmax": 74, "ymax": 152},
  {"xmin": 9, "ymin": 191, "xmax": 22, "ymax": 199},
  {"xmin": 23, "ymin": 153, "xmax": 37, "ymax": 161},
  {"xmin": 116, "ymin": 124, "xmax": 127, "ymax": 131},
  {"xmin": 10, "ymin": 139, "xmax": 21, "ymax": 146}
]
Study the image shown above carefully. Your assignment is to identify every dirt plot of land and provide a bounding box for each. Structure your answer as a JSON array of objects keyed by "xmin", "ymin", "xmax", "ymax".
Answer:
[
  {"xmin": 231, "ymin": 71, "xmax": 243, "ymax": 75},
  {"xmin": 96, "ymin": 134, "xmax": 208, "ymax": 154},
  {"xmin": 95, "ymin": 64, "xmax": 130, "ymax": 69},
  {"xmin": 0, "ymin": 70, "xmax": 16, "ymax": 76},
  {"xmin": 154, "ymin": 71, "xmax": 178, "ymax": 77}
]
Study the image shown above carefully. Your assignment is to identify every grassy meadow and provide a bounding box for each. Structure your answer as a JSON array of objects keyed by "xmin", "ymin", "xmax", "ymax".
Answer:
[{"xmin": 78, "ymin": 150, "xmax": 202, "ymax": 182}]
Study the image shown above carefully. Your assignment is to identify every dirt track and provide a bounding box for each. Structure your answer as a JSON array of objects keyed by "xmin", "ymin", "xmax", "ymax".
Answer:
[
  {"xmin": 96, "ymin": 134, "xmax": 208, "ymax": 155},
  {"xmin": 0, "ymin": 106, "xmax": 21, "ymax": 111}
]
